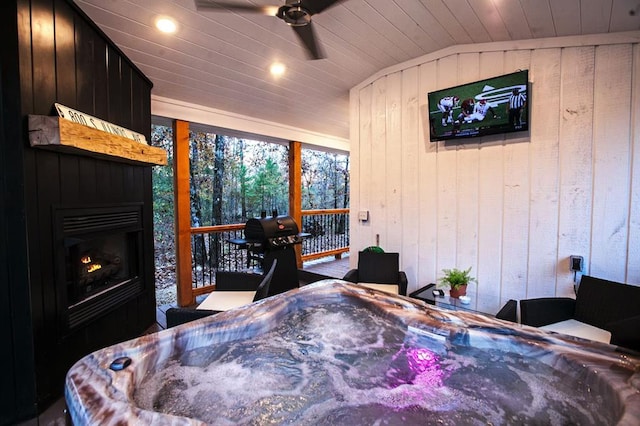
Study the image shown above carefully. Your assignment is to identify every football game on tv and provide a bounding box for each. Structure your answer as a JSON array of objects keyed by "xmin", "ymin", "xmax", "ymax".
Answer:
[{"xmin": 427, "ymin": 70, "xmax": 529, "ymax": 142}]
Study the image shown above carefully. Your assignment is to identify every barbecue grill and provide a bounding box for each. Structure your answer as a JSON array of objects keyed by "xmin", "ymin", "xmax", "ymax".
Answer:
[
  {"xmin": 244, "ymin": 215, "xmax": 304, "ymax": 249},
  {"xmin": 230, "ymin": 214, "xmax": 306, "ymax": 296}
]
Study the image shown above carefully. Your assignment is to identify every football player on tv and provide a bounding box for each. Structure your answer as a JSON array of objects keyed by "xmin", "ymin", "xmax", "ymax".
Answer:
[
  {"xmin": 463, "ymin": 99, "xmax": 497, "ymax": 123},
  {"xmin": 437, "ymin": 95, "xmax": 460, "ymax": 126},
  {"xmin": 456, "ymin": 98, "xmax": 475, "ymax": 123}
]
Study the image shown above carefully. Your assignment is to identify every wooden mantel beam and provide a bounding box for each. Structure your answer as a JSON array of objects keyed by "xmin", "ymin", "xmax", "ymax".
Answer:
[{"xmin": 28, "ymin": 115, "xmax": 167, "ymax": 166}]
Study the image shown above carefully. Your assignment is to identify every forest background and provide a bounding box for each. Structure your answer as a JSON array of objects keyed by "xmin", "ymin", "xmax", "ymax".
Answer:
[{"xmin": 151, "ymin": 125, "xmax": 350, "ymax": 305}]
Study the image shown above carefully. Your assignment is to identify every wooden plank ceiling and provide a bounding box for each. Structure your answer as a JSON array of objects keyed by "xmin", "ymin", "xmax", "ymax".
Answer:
[{"xmin": 74, "ymin": 0, "xmax": 640, "ymax": 140}]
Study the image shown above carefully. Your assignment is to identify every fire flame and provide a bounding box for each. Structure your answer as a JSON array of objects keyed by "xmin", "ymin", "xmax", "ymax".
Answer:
[
  {"xmin": 87, "ymin": 264, "xmax": 102, "ymax": 273},
  {"xmin": 82, "ymin": 255, "xmax": 102, "ymax": 273}
]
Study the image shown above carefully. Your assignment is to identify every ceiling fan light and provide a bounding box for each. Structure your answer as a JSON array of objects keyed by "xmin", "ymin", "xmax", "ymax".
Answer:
[{"xmin": 263, "ymin": 6, "xmax": 280, "ymax": 16}]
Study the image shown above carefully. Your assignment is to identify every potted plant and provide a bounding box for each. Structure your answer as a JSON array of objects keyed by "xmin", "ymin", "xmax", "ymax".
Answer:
[{"xmin": 438, "ymin": 267, "xmax": 476, "ymax": 298}]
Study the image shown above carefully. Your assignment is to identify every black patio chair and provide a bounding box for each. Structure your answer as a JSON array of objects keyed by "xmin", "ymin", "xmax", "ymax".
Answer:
[
  {"xmin": 343, "ymin": 250, "xmax": 408, "ymax": 296},
  {"xmin": 165, "ymin": 260, "xmax": 277, "ymax": 328},
  {"xmin": 495, "ymin": 299, "xmax": 517, "ymax": 323}
]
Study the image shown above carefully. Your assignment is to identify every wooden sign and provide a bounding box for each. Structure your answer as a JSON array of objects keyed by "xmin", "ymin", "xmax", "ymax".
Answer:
[{"xmin": 54, "ymin": 103, "xmax": 148, "ymax": 144}]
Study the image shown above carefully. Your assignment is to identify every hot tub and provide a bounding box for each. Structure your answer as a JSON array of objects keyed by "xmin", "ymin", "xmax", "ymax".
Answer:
[{"xmin": 65, "ymin": 280, "xmax": 640, "ymax": 425}]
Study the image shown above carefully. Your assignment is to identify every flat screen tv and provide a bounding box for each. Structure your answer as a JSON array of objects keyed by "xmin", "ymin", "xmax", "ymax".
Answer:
[{"xmin": 427, "ymin": 70, "xmax": 529, "ymax": 142}]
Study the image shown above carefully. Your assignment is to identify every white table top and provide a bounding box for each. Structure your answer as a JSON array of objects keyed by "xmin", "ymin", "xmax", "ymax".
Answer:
[
  {"xmin": 197, "ymin": 291, "xmax": 256, "ymax": 311},
  {"xmin": 540, "ymin": 319, "xmax": 612, "ymax": 344}
]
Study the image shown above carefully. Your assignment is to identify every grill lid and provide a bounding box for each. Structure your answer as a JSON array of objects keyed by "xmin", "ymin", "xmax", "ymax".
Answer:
[{"xmin": 244, "ymin": 215, "xmax": 300, "ymax": 241}]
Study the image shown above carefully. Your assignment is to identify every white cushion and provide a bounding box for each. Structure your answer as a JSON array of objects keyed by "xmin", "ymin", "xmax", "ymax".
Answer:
[
  {"xmin": 358, "ymin": 282, "xmax": 399, "ymax": 295},
  {"xmin": 540, "ymin": 319, "xmax": 611, "ymax": 344},
  {"xmin": 197, "ymin": 291, "xmax": 256, "ymax": 311}
]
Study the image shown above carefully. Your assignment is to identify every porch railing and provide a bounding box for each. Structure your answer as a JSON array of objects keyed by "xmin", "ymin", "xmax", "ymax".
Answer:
[
  {"xmin": 188, "ymin": 209, "xmax": 349, "ymax": 294},
  {"xmin": 300, "ymin": 208, "xmax": 350, "ymax": 261}
]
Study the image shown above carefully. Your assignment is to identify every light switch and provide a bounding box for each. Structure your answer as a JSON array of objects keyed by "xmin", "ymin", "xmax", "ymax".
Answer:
[{"xmin": 358, "ymin": 210, "xmax": 369, "ymax": 221}]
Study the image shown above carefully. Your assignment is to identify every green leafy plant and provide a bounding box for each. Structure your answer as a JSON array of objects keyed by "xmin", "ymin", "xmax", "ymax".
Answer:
[
  {"xmin": 438, "ymin": 267, "xmax": 477, "ymax": 289},
  {"xmin": 363, "ymin": 246, "xmax": 384, "ymax": 253}
]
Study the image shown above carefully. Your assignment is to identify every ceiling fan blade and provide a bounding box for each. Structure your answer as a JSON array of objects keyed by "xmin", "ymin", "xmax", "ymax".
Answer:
[
  {"xmin": 299, "ymin": 0, "xmax": 345, "ymax": 15},
  {"xmin": 291, "ymin": 23, "xmax": 325, "ymax": 60},
  {"xmin": 195, "ymin": 0, "xmax": 278, "ymax": 15}
]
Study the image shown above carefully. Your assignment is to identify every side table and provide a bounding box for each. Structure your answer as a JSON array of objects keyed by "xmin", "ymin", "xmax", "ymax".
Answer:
[{"xmin": 410, "ymin": 283, "xmax": 485, "ymax": 315}]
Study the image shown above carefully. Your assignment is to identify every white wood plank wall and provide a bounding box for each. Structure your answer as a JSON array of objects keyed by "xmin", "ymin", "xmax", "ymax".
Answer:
[{"xmin": 349, "ymin": 34, "xmax": 640, "ymax": 314}]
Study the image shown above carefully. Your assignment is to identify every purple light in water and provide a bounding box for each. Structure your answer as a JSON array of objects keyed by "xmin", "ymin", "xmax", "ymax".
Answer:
[
  {"xmin": 406, "ymin": 347, "xmax": 445, "ymax": 387},
  {"xmin": 407, "ymin": 347, "xmax": 438, "ymax": 372},
  {"xmin": 383, "ymin": 346, "xmax": 448, "ymax": 410}
]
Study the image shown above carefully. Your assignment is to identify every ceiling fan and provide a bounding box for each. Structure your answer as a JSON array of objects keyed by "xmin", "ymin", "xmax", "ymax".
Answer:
[{"xmin": 194, "ymin": 0, "xmax": 346, "ymax": 60}]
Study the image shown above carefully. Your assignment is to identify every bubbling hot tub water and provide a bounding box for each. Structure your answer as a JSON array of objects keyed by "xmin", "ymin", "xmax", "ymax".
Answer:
[
  {"xmin": 133, "ymin": 302, "xmax": 614, "ymax": 424},
  {"xmin": 66, "ymin": 280, "xmax": 640, "ymax": 425}
]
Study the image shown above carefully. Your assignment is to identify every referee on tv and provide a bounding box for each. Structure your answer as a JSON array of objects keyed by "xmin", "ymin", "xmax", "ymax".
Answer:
[{"xmin": 507, "ymin": 87, "xmax": 526, "ymax": 128}]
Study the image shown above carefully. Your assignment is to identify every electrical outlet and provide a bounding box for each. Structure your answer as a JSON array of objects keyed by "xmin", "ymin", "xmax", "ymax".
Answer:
[
  {"xmin": 358, "ymin": 210, "xmax": 369, "ymax": 221},
  {"xmin": 570, "ymin": 255, "xmax": 584, "ymax": 272}
]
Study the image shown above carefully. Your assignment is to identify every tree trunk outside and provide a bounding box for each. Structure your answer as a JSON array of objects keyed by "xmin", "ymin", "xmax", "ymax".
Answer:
[
  {"xmin": 209, "ymin": 134, "xmax": 225, "ymax": 267},
  {"xmin": 190, "ymin": 134, "xmax": 206, "ymax": 268}
]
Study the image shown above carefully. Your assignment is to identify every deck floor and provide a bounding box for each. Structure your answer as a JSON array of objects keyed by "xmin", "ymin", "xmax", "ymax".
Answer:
[{"xmin": 303, "ymin": 254, "xmax": 351, "ymax": 278}]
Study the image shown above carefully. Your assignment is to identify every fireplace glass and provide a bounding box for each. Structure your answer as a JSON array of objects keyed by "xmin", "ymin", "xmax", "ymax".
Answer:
[
  {"xmin": 66, "ymin": 231, "xmax": 138, "ymax": 306},
  {"xmin": 56, "ymin": 204, "xmax": 145, "ymax": 330}
]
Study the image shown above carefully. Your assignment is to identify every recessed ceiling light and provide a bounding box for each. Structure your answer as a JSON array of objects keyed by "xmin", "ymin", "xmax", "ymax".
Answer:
[
  {"xmin": 270, "ymin": 62, "xmax": 286, "ymax": 77},
  {"xmin": 155, "ymin": 17, "xmax": 177, "ymax": 34}
]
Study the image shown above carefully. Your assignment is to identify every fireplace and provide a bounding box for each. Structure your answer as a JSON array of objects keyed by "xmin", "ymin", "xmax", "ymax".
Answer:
[
  {"xmin": 55, "ymin": 204, "xmax": 144, "ymax": 331},
  {"xmin": 67, "ymin": 232, "xmax": 131, "ymax": 303}
]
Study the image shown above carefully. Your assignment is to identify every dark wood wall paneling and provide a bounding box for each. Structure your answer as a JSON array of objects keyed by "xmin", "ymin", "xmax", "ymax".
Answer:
[
  {"xmin": 0, "ymin": 71, "xmax": 11, "ymax": 423},
  {"xmin": 0, "ymin": 96, "xmax": 14, "ymax": 425},
  {"xmin": 2, "ymin": 0, "xmax": 156, "ymax": 421},
  {"xmin": 0, "ymin": 9, "xmax": 22, "ymax": 421},
  {"xmin": 2, "ymin": 0, "xmax": 39, "ymax": 423},
  {"xmin": 27, "ymin": 0, "xmax": 63, "ymax": 402}
]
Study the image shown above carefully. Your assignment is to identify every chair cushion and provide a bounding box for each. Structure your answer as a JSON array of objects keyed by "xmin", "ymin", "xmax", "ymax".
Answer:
[
  {"xmin": 540, "ymin": 319, "xmax": 611, "ymax": 344},
  {"xmin": 357, "ymin": 251, "xmax": 399, "ymax": 284},
  {"xmin": 197, "ymin": 291, "xmax": 256, "ymax": 311},
  {"xmin": 358, "ymin": 282, "xmax": 399, "ymax": 295}
]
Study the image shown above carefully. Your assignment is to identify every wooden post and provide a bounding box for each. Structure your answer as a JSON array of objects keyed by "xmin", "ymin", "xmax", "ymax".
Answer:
[
  {"xmin": 289, "ymin": 141, "xmax": 303, "ymax": 268},
  {"xmin": 173, "ymin": 120, "xmax": 194, "ymax": 306}
]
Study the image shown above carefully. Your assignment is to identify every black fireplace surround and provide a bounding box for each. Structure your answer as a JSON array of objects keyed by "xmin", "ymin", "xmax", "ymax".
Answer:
[
  {"xmin": 54, "ymin": 204, "xmax": 145, "ymax": 332},
  {"xmin": 1, "ymin": 0, "xmax": 158, "ymax": 421}
]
